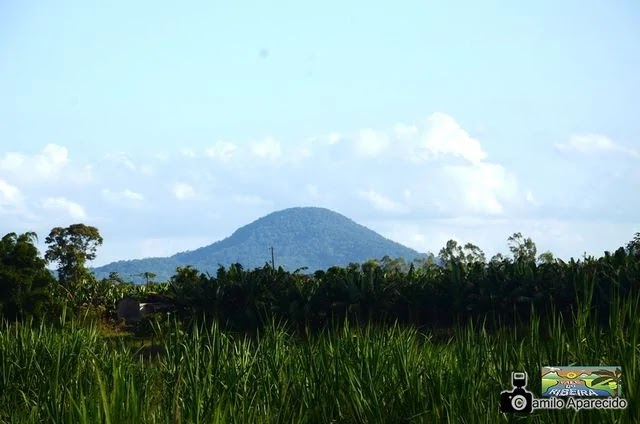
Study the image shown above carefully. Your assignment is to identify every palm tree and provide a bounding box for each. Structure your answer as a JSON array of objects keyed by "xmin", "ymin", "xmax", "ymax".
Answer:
[
  {"xmin": 138, "ymin": 271, "xmax": 157, "ymax": 288},
  {"xmin": 591, "ymin": 368, "xmax": 622, "ymax": 397}
]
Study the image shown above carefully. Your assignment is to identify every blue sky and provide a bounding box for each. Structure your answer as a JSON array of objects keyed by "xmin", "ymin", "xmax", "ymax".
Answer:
[{"xmin": 1, "ymin": 0, "xmax": 638, "ymax": 266}]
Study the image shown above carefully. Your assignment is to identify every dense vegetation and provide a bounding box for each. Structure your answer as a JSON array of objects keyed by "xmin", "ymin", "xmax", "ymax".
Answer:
[
  {"xmin": 1, "ymin": 304, "xmax": 637, "ymax": 423},
  {"xmin": 1, "ymin": 225, "xmax": 638, "ymax": 422},
  {"xmin": 92, "ymin": 207, "xmax": 427, "ymax": 282}
]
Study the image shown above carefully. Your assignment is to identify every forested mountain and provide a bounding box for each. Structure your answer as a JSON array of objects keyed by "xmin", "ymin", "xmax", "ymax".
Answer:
[{"xmin": 91, "ymin": 207, "xmax": 428, "ymax": 282}]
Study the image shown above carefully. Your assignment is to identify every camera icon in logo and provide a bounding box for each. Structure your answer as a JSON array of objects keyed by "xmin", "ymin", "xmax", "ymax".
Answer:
[{"xmin": 500, "ymin": 372, "xmax": 533, "ymax": 413}]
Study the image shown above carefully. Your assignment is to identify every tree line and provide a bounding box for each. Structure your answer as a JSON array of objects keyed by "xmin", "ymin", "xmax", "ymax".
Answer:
[{"xmin": 1, "ymin": 224, "xmax": 639, "ymax": 333}]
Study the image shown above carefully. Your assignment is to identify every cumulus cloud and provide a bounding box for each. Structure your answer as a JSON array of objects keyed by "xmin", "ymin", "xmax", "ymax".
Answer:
[
  {"xmin": 0, "ymin": 144, "xmax": 79, "ymax": 180},
  {"xmin": 0, "ymin": 179, "xmax": 21, "ymax": 206},
  {"xmin": 41, "ymin": 197, "xmax": 87, "ymax": 220},
  {"xmin": 180, "ymin": 148, "xmax": 197, "ymax": 158},
  {"xmin": 205, "ymin": 142, "xmax": 237, "ymax": 162},
  {"xmin": 354, "ymin": 128, "xmax": 390, "ymax": 157},
  {"xmin": 154, "ymin": 152, "xmax": 171, "ymax": 161},
  {"xmin": 327, "ymin": 132, "xmax": 343, "ymax": 145},
  {"xmin": 251, "ymin": 137, "xmax": 282, "ymax": 160},
  {"xmin": 344, "ymin": 112, "xmax": 489, "ymax": 164},
  {"xmin": 172, "ymin": 183, "xmax": 196, "ymax": 200},
  {"xmin": 443, "ymin": 163, "xmax": 518, "ymax": 215},
  {"xmin": 104, "ymin": 152, "xmax": 153, "ymax": 174},
  {"xmin": 555, "ymin": 134, "xmax": 639, "ymax": 157},
  {"xmin": 0, "ymin": 179, "xmax": 42, "ymax": 224},
  {"xmin": 286, "ymin": 138, "xmax": 317, "ymax": 163},
  {"xmin": 104, "ymin": 152, "xmax": 136, "ymax": 170},
  {"xmin": 337, "ymin": 112, "xmax": 520, "ymax": 217},
  {"xmin": 525, "ymin": 191, "xmax": 539, "ymax": 206},
  {"xmin": 0, "ymin": 152, "xmax": 24, "ymax": 172},
  {"xmin": 393, "ymin": 123, "xmax": 419, "ymax": 140},
  {"xmin": 413, "ymin": 113, "xmax": 487, "ymax": 163},
  {"xmin": 37, "ymin": 144, "xmax": 68, "ymax": 173},
  {"xmin": 5, "ymin": 111, "xmax": 629, "ymax": 266}
]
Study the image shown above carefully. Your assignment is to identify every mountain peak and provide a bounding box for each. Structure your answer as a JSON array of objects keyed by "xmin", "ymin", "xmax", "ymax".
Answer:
[{"xmin": 93, "ymin": 207, "xmax": 426, "ymax": 282}]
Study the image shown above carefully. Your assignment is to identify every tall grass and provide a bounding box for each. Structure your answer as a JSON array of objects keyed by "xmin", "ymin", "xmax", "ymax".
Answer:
[{"xmin": 1, "ymin": 279, "xmax": 638, "ymax": 423}]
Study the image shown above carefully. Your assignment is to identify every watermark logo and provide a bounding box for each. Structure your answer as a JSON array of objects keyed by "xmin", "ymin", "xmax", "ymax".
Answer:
[
  {"xmin": 541, "ymin": 366, "xmax": 622, "ymax": 397},
  {"xmin": 499, "ymin": 372, "xmax": 533, "ymax": 413},
  {"xmin": 500, "ymin": 369, "xmax": 627, "ymax": 414}
]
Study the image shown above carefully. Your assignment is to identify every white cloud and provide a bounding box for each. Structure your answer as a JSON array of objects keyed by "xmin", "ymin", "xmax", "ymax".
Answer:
[
  {"xmin": 394, "ymin": 123, "xmax": 419, "ymax": 140},
  {"xmin": 0, "ymin": 144, "xmax": 80, "ymax": 181},
  {"xmin": 4, "ymin": 110, "xmax": 632, "ymax": 267},
  {"xmin": 101, "ymin": 188, "xmax": 144, "ymax": 202},
  {"xmin": 205, "ymin": 142, "xmax": 237, "ymax": 162},
  {"xmin": 37, "ymin": 144, "xmax": 69, "ymax": 174},
  {"xmin": 525, "ymin": 191, "xmax": 539, "ymax": 206},
  {"xmin": 0, "ymin": 179, "xmax": 38, "ymax": 222},
  {"xmin": 327, "ymin": 132, "xmax": 343, "ymax": 145},
  {"xmin": 154, "ymin": 152, "xmax": 171, "ymax": 161},
  {"xmin": 443, "ymin": 163, "xmax": 517, "ymax": 215},
  {"xmin": 346, "ymin": 113, "xmax": 487, "ymax": 164},
  {"xmin": 105, "ymin": 152, "xmax": 136, "ymax": 170},
  {"xmin": 172, "ymin": 183, "xmax": 195, "ymax": 200},
  {"xmin": 104, "ymin": 152, "xmax": 153, "ymax": 175},
  {"xmin": 0, "ymin": 179, "xmax": 21, "ymax": 205},
  {"xmin": 359, "ymin": 189, "xmax": 409, "ymax": 213},
  {"xmin": 354, "ymin": 128, "xmax": 390, "ymax": 157},
  {"xmin": 415, "ymin": 113, "xmax": 487, "ymax": 163},
  {"xmin": 251, "ymin": 137, "xmax": 282, "ymax": 160},
  {"xmin": 555, "ymin": 134, "xmax": 639, "ymax": 157},
  {"xmin": 180, "ymin": 148, "xmax": 197, "ymax": 158},
  {"xmin": 0, "ymin": 152, "xmax": 25, "ymax": 171},
  {"xmin": 288, "ymin": 139, "xmax": 315, "ymax": 162},
  {"xmin": 41, "ymin": 197, "xmax": 87, "ymax": 220}
]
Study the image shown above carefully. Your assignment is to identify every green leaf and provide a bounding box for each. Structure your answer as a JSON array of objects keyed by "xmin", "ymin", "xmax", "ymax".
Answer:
[{"xmin": 591, "ymin": 376, "xmax": 613, "ymax": 386}]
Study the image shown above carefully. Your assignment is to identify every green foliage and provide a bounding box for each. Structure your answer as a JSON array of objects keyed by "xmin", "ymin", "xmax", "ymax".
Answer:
[
  {"xmin": 538, "ymin": 250, "xmax": 555, "ymax": 264},
  {"xmin": 45, "ymin": 224, "xmax": 103, "ymax": 288},
  {"xmin": 439, "ymin": 240, "xmax": 486, "ymax": 266},
  {"xmin": 131, "ymin": 236, "xmax": 638, "ymax": 335},
  {"xmin": 138, "ymin": 271, "xmax": 157, "ymax": 286},
  {"xmin": 1, "ymin": 293, "xmax": 637, "ymax": 423},
  {"xmin": 626, "ymin": 232, "xmax": 640, "ymax": 258},
  {"xmin": 507, "ymin": 232, "xmax": 537, "ymax": 262},
  {"xmin": 92, "ymin": 207, "xmax": 429, "ymax": 282},
  {"xmin": 2, "ymin": 232, "xmax": 639, "ymax": 422},
  {"xmin": 0, "ymin": 232, "xmax": 55, "ymax": 321}
]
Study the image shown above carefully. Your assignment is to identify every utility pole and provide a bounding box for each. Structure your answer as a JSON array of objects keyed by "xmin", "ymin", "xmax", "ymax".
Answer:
[{"xmin": 269, "ymin": 246, "xmax": 275, "ymax": 269}]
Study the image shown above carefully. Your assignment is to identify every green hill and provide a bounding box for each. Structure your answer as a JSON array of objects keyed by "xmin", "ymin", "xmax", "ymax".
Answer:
[{"xmin": 91, "ymin": 207, "xmax": 428, "ymax": 282}]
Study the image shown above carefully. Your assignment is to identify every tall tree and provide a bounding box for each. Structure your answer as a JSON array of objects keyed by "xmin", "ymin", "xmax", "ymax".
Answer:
[
  {"xmin": 44, "ymin": 224, "xmax": 103, "ymax": 287},
  {"xmin": 439, "ymin": 240, "xmax": 486, "ymax": 266},
  {"xmin": 507, "ymin": 232, "xmax": 537, "ymax": 262},
  {"xmin": 626, "ymin": 232, "xmax": 640, "ymax": 258},
  {"xmin": 439, "ymin": 240, "xmax": 464, "ymax": 265},
  {"xmin": 0, "ymin": 232, "xmax": 55, "ymax": 320},
  {"xmin": 462, "ymin": 243, "xmax": 486, "ymax": 264},
  {"xmin": 537, "ymin": 251, "xmax": 555, "ymax": 265},
  {"xmin": 138, "ymin": 271, "xmax": 157, "ymax": 287}
]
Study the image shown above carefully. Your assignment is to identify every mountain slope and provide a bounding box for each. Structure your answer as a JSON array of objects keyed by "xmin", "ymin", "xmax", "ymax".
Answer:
[{"xmin": 92, "ymin": 207, "xmax": 427, "ymax": 282}]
